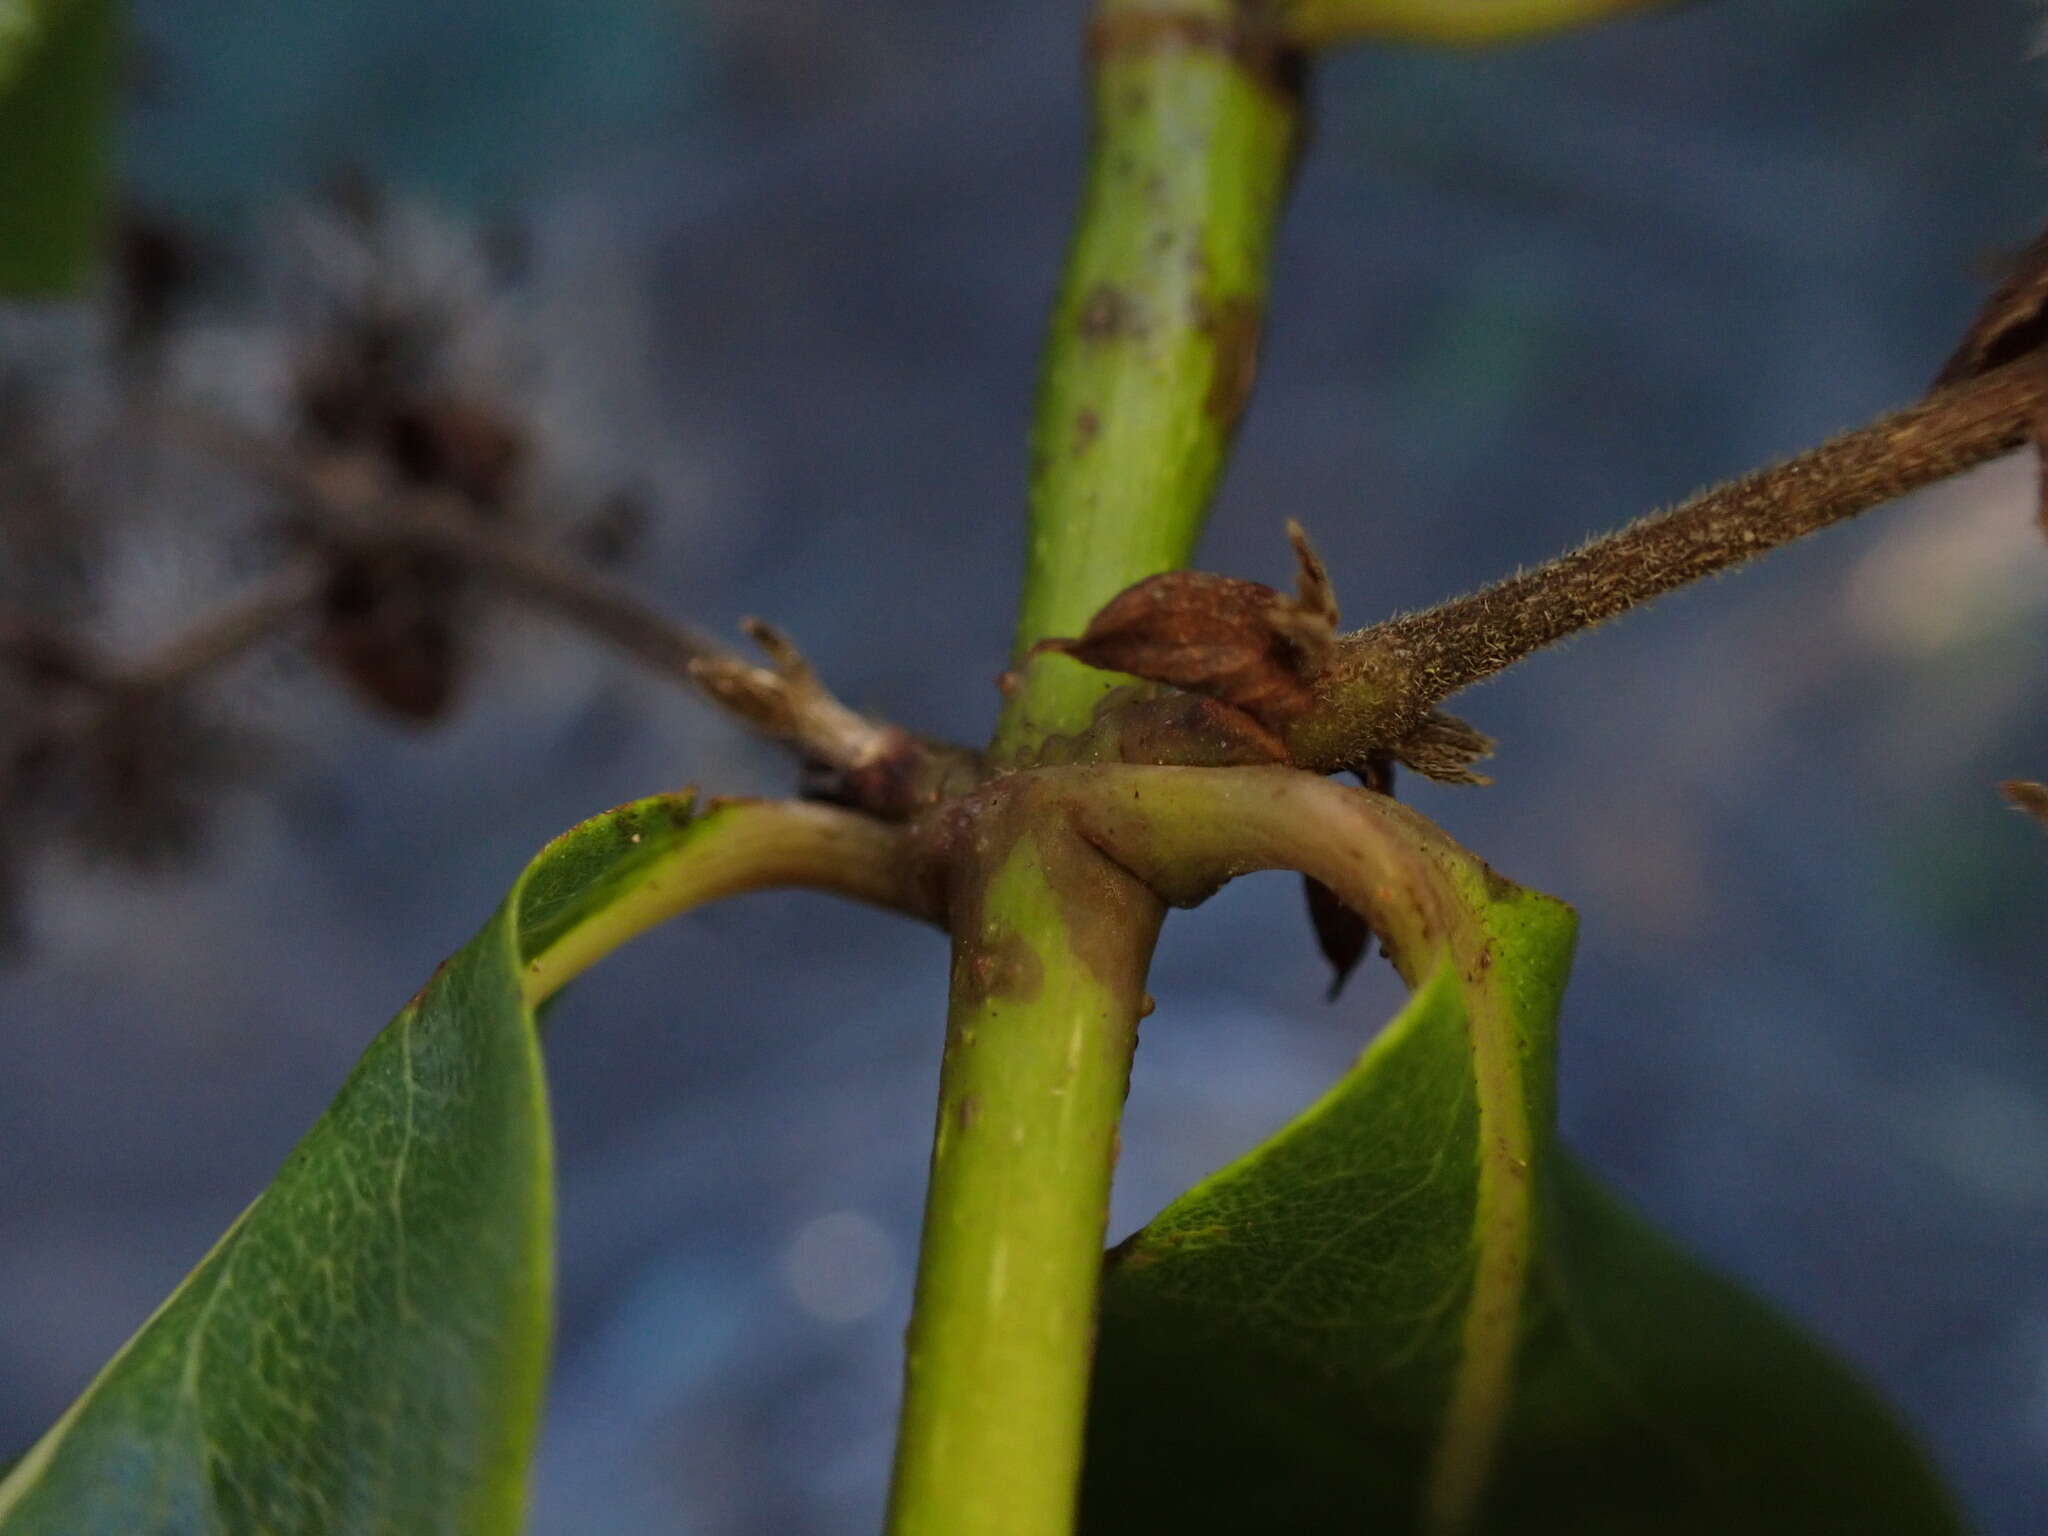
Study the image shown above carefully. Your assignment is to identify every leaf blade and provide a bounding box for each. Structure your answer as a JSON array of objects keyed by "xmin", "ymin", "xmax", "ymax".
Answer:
[
  {"xmin": 1067, "ymin": 765, "xmax": 1959, "ymax": 1535},
  {"xmin": 0, "ymin": 793, "xmax": 730, "ymax": 1535}
]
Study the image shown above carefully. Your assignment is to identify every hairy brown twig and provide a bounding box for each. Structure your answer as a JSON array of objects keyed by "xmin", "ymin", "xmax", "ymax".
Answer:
[{"xmin": 1284, "ymin": 355, "xmax": 2048, "ymax": 772}]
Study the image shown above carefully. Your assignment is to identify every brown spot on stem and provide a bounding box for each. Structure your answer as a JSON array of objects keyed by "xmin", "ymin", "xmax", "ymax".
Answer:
[
  {"xmin": 1073, "ymin": 407, "xmax": 1102, "ymax": 457},
  {"xmin": 1200, "ymin": 295, "xmax": 1263, "ymax": 428},
  {"xmin": 1077, "ymin": 283, "xmax": 1139, "ymax": 342},
  {"xmin": 957, "ymin": 929, "xmax": 1044, "ymax": 1006},
  {"xmin": 1085, "ymin": 10, "xmax": 1302, "ymax": 100}
]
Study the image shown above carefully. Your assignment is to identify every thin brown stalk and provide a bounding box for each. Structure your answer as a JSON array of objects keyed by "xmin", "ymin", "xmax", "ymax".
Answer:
[
  {"xmin": 112, "ymin": 558, "xmax": 326, "ymax": 691},
  {"xmin": 2, "ymin": 558, "xmax": 321, "ymax": 699},
  {"xmin": 158, "ymin": 400, "xmax": 730, "ymax": 684},
  {"xmin": 166, "ymin": 404, "xmax": 975, "ymax": 810}
]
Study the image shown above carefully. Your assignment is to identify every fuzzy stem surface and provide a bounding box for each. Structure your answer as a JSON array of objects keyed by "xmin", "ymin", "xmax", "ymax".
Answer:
[{"xmin": 1284, "ymin": 358, "xmax": 2048, "ymax": 771}]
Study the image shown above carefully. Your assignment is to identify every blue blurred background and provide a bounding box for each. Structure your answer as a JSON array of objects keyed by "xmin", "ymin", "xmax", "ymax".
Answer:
[{"xmin": 5, "ymin": 0, "xmax": 2048, "ymax": 1529}]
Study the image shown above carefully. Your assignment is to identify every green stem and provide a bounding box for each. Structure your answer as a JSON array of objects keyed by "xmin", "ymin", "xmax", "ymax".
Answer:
[
  {"xmin": 887, "ymin": 7, "xmax": 1303, "ymax": 1532},
  {"xmin": 990, "ymin": 0, "xmax": 1303, "ymax": 760},
  {"xmin": 887, "ymin": 782, "xmax": 1164, "ymax": 1536},
  {"xmin": 1276, "ymin": 0, "xmax": 1678, "ymax": 49}
]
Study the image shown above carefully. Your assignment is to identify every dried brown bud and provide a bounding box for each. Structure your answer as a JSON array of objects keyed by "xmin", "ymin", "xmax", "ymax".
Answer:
[
  {"xmin": 1301, "ymin": 758, "xmax": 1394, "ymax": 1000},
  {"xmin": 2000, "ymin": 779, "xmax": 2048, "ymax": 830},
  {"xmin": 1035, "ymin": 523, "xmax": 1341, "ymax": 732},
  {"xmin": 1936, "ymin": 228, "xmax": 2048, "ymax": 540},
  {"xmin": 313, "ymin": 547, "xmax": 465, "ymax": 721},
  {"xmin": 1935, "ymin": 228, "xmax": 2048, "ymax": 388},
  {"xmin": 114, "ymin": 211, "xmax": 200, "ymax": 361},
  {"xmin": 384, "ymin": 398, "xmax": 527, "ymax": 509},
  {"xmin": 1303, "ymin": 875, "xmax": 1371, "ymax": 1001}
]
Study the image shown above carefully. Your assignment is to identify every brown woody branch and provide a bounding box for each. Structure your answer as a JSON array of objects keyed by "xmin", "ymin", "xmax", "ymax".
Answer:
[{"xmin": 1281, "ymin": 356, "xmax": 2048, "ymax": 773}]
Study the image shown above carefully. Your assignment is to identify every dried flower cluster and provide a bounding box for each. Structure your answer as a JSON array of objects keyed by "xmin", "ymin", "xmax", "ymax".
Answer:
[{"xmin": 0, "ymin": 186, "xmax": 654, "ymax": 946}]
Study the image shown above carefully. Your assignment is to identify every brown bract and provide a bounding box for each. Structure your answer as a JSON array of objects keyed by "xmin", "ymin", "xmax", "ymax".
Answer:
[
  {"xmin": 1036, "ymin": 569, "xmax": 1324, "ymax": 726},
  {"xmin": 2001, "ymin": 779, "xmax": 2048, "ymax": 830},
  {"xmin": 1935, "ymin": 228, "xmax": 2048, "ymax": 388},
  {"xmin": 1935, "ymin": 224, "xmax": 2048, "ymax": 540},
  {"xmin": 1303, "ymin": 873, "xmax": 1370, "ymax": 1000},
  {"xmin": 1035, "ymin": 524, "xmax": 1496, "ymax": 784},
  {"xmin": 1034, "ymin": 520, "xmax": 1339, "ymax": 735},
  {"xmin": 1302, "ymin": 756, "xmax": 1394, "ymax": 999}
]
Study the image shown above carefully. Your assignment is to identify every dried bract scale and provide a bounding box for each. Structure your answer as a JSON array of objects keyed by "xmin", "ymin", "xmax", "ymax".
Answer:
[
  {"xmin": 1934, "ymin": 225, "xmax": 2048, "ymax": 540},
  {"xmin": 1303, "ymin": 873, "xmax": 1370, "ymax": 1001},
  {"xmin": 1036, "ymin": 570, "xmax": 1318, "ymax": 723},
  {"xmin": 2001, "ymin": 779, "xmax": 2048, "ymax": 830},
  {"xmin": 1388, "ymin": 709, "xmax": 1494, "ymax": 786},
  {"xmin": 1036, "ymin": 524, "xmax": 1345, "ymax": 734},
  {"xmin": 1284, "ymin": 517, "xmax": 1339, "ymax": 634},
  {"xmin": 1301, "ymin": 757, "xmax": 1393, "ymax": 1000},
  {"xmin": 1934, "ymin": 226, "xmax": 2048, "ymax": 388}
]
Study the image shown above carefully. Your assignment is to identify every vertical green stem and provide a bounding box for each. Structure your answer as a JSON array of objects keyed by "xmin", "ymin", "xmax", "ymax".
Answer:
[
  {"xmin": 991, "ymin": 0, "xmax": 1303, "ymax": 759},
  {"xmin": 887, "ymin": 787, "xmax": 1164, "ymax": 1536},
  {"xmin": 0, "ymin": 0, "xmax": 117, "ymax": 295},
  {"xmin": 889, "ymin": 6, "xmax": 1304, "ymax": 1534}
]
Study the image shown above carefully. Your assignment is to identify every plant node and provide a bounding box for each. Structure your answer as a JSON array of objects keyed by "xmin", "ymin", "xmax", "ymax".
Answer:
[{"xmin": 692, "ymin": 622, "xmax": 980, "ymax": 820}]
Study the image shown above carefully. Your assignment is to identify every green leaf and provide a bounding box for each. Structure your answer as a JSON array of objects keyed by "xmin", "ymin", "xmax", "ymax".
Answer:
[
  {"xmin": 0, "ymin": 0, "xmax": 116, "ymax": 295},
  {"xmin": 0, "ymin": 791, "xmax": 790, "ymax": 1535},
  {"xmin": 1072, "ymin": 768, "xmax": 1960, "ymax": 1535}
]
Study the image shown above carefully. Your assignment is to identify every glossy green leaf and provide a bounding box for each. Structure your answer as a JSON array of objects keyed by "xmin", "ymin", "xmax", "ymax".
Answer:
[
  {"xmin": 0, "ymin": 791, "xmax": 882, "ymax": 1536},
  {"xmin": 1074, "ymin": 768, "xmax": 1959, "ymax": 1535},
  {"xmin": 0, "ymin": 0, "xmax": 116, "ymax": 295}
]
